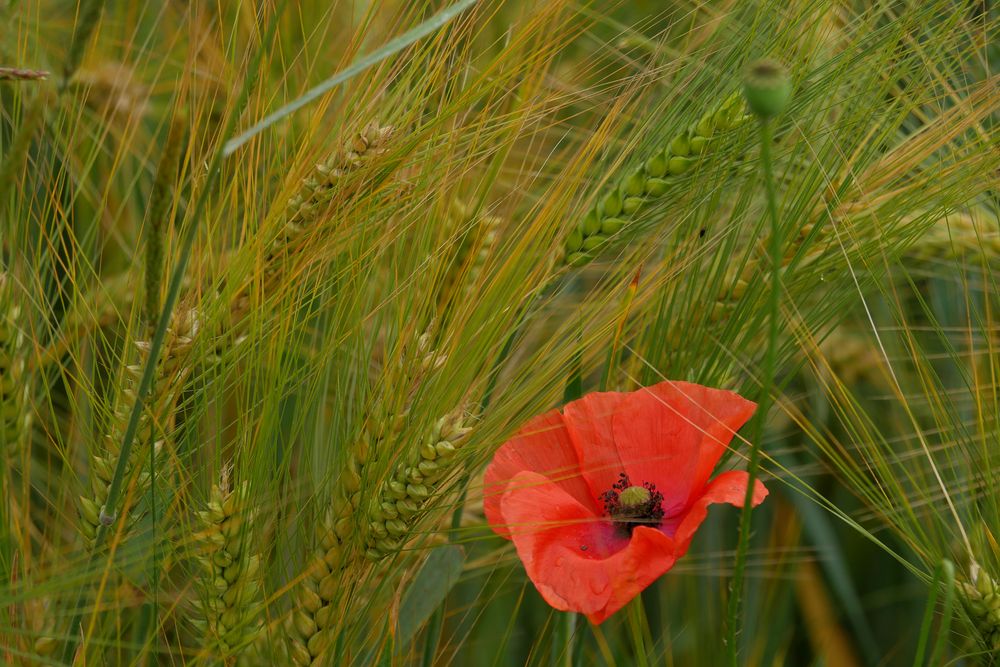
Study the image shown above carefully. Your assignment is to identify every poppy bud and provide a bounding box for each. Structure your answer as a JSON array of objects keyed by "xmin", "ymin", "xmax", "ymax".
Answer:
[{"xmin": 742, "ymin": 59, "xmax": 792, "ymax": 119}]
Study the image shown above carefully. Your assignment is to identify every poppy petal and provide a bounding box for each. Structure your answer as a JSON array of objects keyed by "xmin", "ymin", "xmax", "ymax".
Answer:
[
  {"xmin": 562, "ymin": 391, "xmax": 630, "ymax": 506},
  {"xmin": 672, "ymin": 470, "xmax": 768, "ymax": 557},
  {"xmin": 501, "ymin": 470, "xmax": 678, "ymax": 625},
  {"xmin": 635, "ymin": 381, "xmax": 757, "ymax": 505},
  {"xmin": 610, "ymin": 389, "xmax": 701, "ymax": 513},
  {"xmin": 484, "ymin": 409, "xmax": 594, "ymax": 538}
]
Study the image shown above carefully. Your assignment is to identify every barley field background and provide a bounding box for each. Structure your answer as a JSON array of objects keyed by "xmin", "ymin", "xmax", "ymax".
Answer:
[{"xmin": 1, "ymin": 0, "xmax": 998, "ymax": 665}]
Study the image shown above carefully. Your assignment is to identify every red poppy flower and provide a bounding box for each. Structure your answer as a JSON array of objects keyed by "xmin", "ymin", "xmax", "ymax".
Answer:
[{"xmin": 484, "ymin": 380, "xmax": 767, "ymax": 624}]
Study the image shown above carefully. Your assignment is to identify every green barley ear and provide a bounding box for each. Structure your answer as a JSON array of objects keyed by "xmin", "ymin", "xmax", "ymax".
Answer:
[
  {"xmin": 192, "ymin": 472, "xmax": 263, "ymax": 662},
  {"xmin": 563, "ymin": 92, "xmax": 748, "ymax": 268},
  {"xmin": 0, "ymin": 273, "xmax": 31, "ymax": 454},
  {"xmin": 362, "ymin": 408, "xmax": 473, "ymax": 561},
  {"xmin": 283, "ymin": 326, "xmax": 455, "ymax": 663},
  {"xmin": 284, "ymin": 506, "xmax": 347, "ymax": 666},
  {"xmin": 960, "ymin": 565, "xmax": 1000, "ymax": 654}
]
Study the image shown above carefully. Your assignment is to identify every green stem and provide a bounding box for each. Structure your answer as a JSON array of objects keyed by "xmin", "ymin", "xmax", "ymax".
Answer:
[
  {"xmin": 913, "ymin": 561, "xmax": 945, "ymax": 666},
  {"xmin": 726, "ymin": 117, "xmax": 781, "ymax": 666},
  {"xmin": 420, "ymin": 601, "xmax": 444, "ymax": 667},
  {"xmin": 552, "ymin": 611, "xmax": 577, "ymax": 667},
  {"xmin": 627, "ymin": 598, "xmax": 650, "ymax": 667}
]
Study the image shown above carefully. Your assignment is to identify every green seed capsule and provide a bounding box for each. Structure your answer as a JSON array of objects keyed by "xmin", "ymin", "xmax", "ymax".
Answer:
[
  {"xmin": 668, "ymin": 156, "xmax": 694, "ymax": 175},
  {"xmin": 624, "ymin": 171, "xmax": 645, "ymax": 196},
  {"xmin": 742, "ymin": 59, "xmax": 792, "ymax": 118},
  {"xmin": 582, "ymin": 234, "xmax": 608, "ymax": 251},
  {"xmin": 79, "ymin": 496, "xmax": 101, "ymax": 525},
  {"xmin": 388, "ymin": 480, "xmax": 408, "ymax": 500},
  {"xmin": 566, "ymin": 251, "xmax": 591, "ymax": 267},
  {"xmin": 645, "ymin": 153, "xmax": 667, "ymax": 177},
  {"xmin": 375, "ymin": 538, "xmax": 401, "ymax": 553},
  {"xmin": 418, "ymin": 460, "xmax": 438, "ymax": 477},
  {"xmin": 601, "ymin": 217, "xmax": 626, "ymax": 235},
  {"xmin": 645, "ymin": 178, "xmax": 670, "ymax": 196},
  {"xmin": 602, "ymin": 189, "xmax": 623, "ymax": 218},
  {"xmin": 294, "ymin": 610, "xmax": 317, "ymax": 639},
  {"xmin": 299, "ymin": 586, "xmax": 322, "ymax": 614},
  {"xmin": 290, "ymin": 641, "xmax": 313, "ymax": 666},
  {"xmin": 581, "ymin": 210, "xmax": 601, "ymax": 236},
  {"xmin": 319, "ymin": 573, "xmax": 339, "ymax": 601},
  {"xmin": 334, "ymin": 517, "xmax": 352, "ymax": 539},
  {"xmin": 323, "ymin": 545, "xmax": 341, "ymax": 569},
  {"xmin": 622, "ymin": 196, "xmax": 643, "ymax": 215},
  {"xmin": 307, "ymin": 629, "xmax": 330, "ymax": 657},
  {"xmin": 342, "ymin": 459, "xmax": 361, "ymax": 493},
  {"xmin": 565, "ymin": 227, "xmax": 584, "ymax": 253}
]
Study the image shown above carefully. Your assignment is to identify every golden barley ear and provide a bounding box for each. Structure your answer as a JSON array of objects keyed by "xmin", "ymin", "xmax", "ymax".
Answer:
[{"xmin": 266, "ymin": 121, "xmax": 396, "ymax": 282}]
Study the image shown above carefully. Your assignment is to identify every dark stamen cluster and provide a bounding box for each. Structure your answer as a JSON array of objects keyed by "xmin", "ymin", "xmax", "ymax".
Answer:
[{"xmin": 599, "ymin": 472, "xmax": 665, "ymax": 535}]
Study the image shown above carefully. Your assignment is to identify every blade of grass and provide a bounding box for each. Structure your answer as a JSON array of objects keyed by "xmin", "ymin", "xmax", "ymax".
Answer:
[
  {"xmin": 927, "ymin": 560, "xmax": 956, "ymax": 667},
  {"xmin": 223, "ymin": 0, "xmax": 480, "ymax": 156}
]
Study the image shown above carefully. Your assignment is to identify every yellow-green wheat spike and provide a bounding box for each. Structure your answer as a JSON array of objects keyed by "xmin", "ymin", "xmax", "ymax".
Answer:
[
  {"xmin": 80, "ymin": 308, "xmax": 202, "ymax": 545},
  {"xmin": 193, "ymin": 476, "xmax": 263, "ymax": 664},
  {"xmin": 563, "ymin": 92, "xmax": 748, "ymax": 268},
  {"xmin": 266, "ymin": 121, "xmax": 395, "ymax": 281},
  {"xmin": 960, "ymin": 567, "xmax": 1000, "ymax": 656},
  {"xmin": 436, "ymin": 198, "xmax": 501, "ymax": 314},
  {"xmin": 362, "ymin": 409, "xmax": 472, "ymax": 560},
  {"xmin": 0, "ymin": 273, "xmax": 31, "ymax": 455}
]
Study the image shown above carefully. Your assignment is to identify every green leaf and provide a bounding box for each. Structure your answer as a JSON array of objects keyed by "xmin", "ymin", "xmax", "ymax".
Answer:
[{"xmin": 396, "ymin": 544, "xmax": 466, "ymax": 652}]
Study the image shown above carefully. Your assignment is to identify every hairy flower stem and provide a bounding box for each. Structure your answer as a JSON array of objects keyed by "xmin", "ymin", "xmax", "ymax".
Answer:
[
  {"xmin": 727, "ymin": 118, "xmax": 781, "ymax": 665},
  {"xmin": 626, "ymin": 599, "xmax": 650, "ymax": 667}
]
